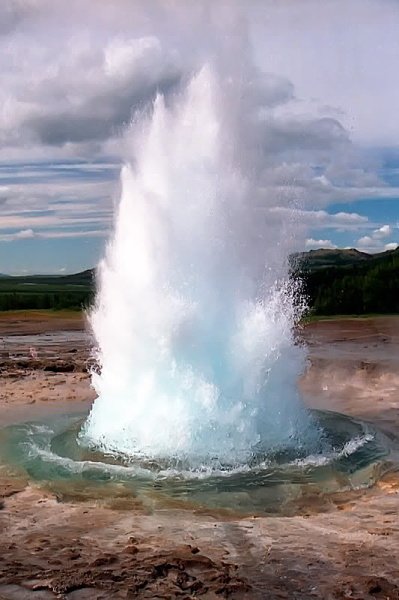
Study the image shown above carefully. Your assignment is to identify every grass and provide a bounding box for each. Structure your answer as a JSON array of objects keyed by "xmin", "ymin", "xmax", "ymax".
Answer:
[{"xmin": 0, "ymin": 278, "xmax": 93, "ymax": 311}]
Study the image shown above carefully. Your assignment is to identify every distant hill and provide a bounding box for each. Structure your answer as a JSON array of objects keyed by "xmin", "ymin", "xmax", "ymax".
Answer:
[
  {"xmin": 1, "ymin": 247, "xmax": 399, "ymax": 314},
  {"xmin": 291, "ymin": 248, "xmax": 372, "ymax": 271},
  {"xmin": 293, "ymin": 247, "xmax": 399, "ymax": 315},
  {"xmin": 291, "ymin": 247, "xmax": 399, "ymax": 272},
  {"xmin": 0, "ymin": 269, "xmax": 94, "ymax": 286},
  {"xmin": 0, "ymin": 269, "xmax": 95, "ymax": 311}
]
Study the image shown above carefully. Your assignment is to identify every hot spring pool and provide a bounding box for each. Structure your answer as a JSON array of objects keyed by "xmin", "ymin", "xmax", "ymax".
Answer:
[{"xmin": 0, "ymin": 409, "xmax": 394, "ymax": 515}]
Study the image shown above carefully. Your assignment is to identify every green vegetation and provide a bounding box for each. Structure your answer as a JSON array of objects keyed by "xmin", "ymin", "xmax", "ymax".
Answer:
[
  {"xmin": 1, "ymin": 247, "xmax": 399, "ymax": 315},
  {"xmin": 0, "ymin": 270, "xmax": 94, "ymax": 311},
  {"xmin": 293, "ymin": 248, "xmax": 399, "ymax": 315}
]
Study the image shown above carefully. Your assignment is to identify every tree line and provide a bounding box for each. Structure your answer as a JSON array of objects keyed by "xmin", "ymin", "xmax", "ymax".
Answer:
[
  {"xmin": 1, "ymin": 248, "xmax": 399, "ymax": 315},
  {"xmin": 297, "ymin": 250, "xmax": 399, "ymax": 315},
  {"xmin": 0, "ymin": 290, "xmax": 93, "ymax": 311}
]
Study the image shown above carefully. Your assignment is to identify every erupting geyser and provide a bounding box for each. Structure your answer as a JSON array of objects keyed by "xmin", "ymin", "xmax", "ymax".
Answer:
[
  {"xmin": 81, "ymin": 65, "xmax": 320, "ymax": 471},
  {"xmin": 0, "ymin": 66, "xmax": 391, "ymax": 511}
]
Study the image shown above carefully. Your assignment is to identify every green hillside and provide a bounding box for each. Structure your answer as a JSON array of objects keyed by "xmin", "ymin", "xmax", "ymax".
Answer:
[
  {"xmin": 291, "ymin": 248, "xmax": 371, "ymax": 270},
  {"xmin": 0, "ymin": 270, "xmax": 94, "ymax": 311},
  {"xmin": 1, "ymin": 248, "xmax": 399, "ymax": 315},
  {"xmin": 293, "ymin": 248, "xmax": 399, "ymax": 315}
]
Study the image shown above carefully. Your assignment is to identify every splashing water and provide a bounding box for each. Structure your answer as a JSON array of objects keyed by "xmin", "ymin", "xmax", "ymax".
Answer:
[{"xmin": 81, "ymin": 65, "xmax": 320, "ymax": 471}]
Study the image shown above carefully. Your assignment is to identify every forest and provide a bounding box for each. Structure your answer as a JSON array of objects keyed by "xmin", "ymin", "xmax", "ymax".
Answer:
[
  {"xmin": 293, "ymin": 247, "xmax": 399, "ymax": 315},
  {"xmin": 1, "ymin": 248, "xmax": 399, "ymax": 315},
  {"xmin": 0, "ymin": 270, "xmax": 94, "ymax": 312}
]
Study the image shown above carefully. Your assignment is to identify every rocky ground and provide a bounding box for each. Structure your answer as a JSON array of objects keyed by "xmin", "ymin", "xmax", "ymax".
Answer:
[{"xmin": 1, "ymin": 312, "xmax": 399, "ymax": 599}]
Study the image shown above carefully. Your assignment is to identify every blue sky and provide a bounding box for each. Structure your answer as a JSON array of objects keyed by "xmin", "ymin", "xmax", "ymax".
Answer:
[
  {"xmin": 0, "ymin": 160, "xmax": 117, "ymax": 273},
  {"xmin": 306, "ymin": 147, "xmax": 399, "ymax": 252},
  {"xmin": 0, "ymin": 0, "xmax": 399, "ymax": 274}
]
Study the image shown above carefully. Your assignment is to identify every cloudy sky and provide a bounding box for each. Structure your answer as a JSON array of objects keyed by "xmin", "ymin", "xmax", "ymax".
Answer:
[{"xmin": 1, "ymin": 0, "xmax": 399, "ymax": 274}]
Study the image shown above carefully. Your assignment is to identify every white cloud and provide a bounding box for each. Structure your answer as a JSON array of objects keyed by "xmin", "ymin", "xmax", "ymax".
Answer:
[
  {"xmin": 373, "ymin": 224, "xmax": 392, "ymax": 239},
  {"xmin": 358, "ymin": 236, "xmax": 374, "ymax": 247},
  {"xmin": 0, "ymin": 162, "xmax": 116, "ymax": 238},
  {"xmin": 357, "ymin": 224, "xmax": 396, "ymax": 252},
  {"xmin": 40, "ymin": 230, "xmax": 107, "ymax": 240},
  {"xmin": 0, "ymin": 228, "xmax": 36, "ymax": 242},
  {"xmin": 357, "ymin": 225, "xmax": 398, "ymax": 253},
  {"xmin": 0, "ymin": 228, "xmax": 106, "ymax": 243},
  {"xmin": 0, "ymin": 1, "xmax": 392, "ymax": 193},
  {"xmin": 0, "ymin": 12, "xmax": 187, "ymax": 163},
  {"xmin": 305, "ymin": 238, "xmax": 337, "ymax": 250},
  {"xmin": 252, "ymin": 0, "xmax": 399, "ymax": 146},
  {"xmin": 15, "ymin": 228, "xmax": 35, "ymax": 239},
  {"xmin": 271, "ymin": 207, "xmax": 368, "ymax": 230},
  {"xmin": 385, "ymin": 242, "xmax": 398, "ymax": 251},
  {"xmin": 0, "ymin": 214, "xmax": 110, "ymax": 230}
]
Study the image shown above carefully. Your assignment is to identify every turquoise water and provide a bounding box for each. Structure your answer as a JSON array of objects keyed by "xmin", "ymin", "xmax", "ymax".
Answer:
[{"xmin": 0, "ymin": 409, "xmax": 393, "ymax": 515}]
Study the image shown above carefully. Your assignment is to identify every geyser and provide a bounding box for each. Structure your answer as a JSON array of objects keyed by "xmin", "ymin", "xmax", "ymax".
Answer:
[{"xmin": 81, "ymin": 65, "xmax": 320, "ymax": 470}]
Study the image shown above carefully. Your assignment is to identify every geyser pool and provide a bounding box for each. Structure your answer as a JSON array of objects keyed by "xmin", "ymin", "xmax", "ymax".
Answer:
[{"xmin": 0, "ymin": 410, "xmax": 392, "ymax": 515}]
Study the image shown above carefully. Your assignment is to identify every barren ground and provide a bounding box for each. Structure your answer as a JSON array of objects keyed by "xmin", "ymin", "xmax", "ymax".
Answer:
[{"xmin": 1, "ymin": 312, "xmax": 399, "ymax": 599}]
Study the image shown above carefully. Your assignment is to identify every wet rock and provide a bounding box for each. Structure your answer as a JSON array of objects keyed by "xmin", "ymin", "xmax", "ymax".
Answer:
[
  {"xmin": 124, "ymin": 545, "xmax": 139, "ymax": 555},
  {"xmin": 367, "ymin": 576, "xmax": 399, "ymax": 598},
  {"xmin": 15, "ymin": 360, "xmax": 31, "ymax": 369},
  {"xmin": 43, "ymin": 362, "xmax": 75, "ymax": 373},
  {"xmin": 90, "ymin": 554, "xmax": 117, "ymax": 567}
]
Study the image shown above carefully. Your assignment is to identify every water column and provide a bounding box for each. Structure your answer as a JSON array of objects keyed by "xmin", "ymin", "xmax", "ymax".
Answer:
[{"xmin": 81, "ymin": 65, "xmax": 318, "ymax": 470}]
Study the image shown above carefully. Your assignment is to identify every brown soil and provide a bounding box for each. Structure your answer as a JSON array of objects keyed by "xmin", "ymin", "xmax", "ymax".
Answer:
[
  {"xmin": 0, "ymin": 310, "xmax": 85, "ymax": 336},
  {"xmin": 1, "ymin": 312, "xmax": 399, "ymax": 599}
]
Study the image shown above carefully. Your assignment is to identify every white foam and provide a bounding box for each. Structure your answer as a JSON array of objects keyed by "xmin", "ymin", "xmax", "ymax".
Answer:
[{"xmin": 291, "ymin": 433, "xmax": 374, "ymax": 468}]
